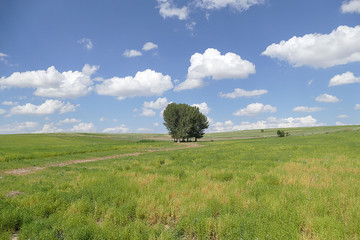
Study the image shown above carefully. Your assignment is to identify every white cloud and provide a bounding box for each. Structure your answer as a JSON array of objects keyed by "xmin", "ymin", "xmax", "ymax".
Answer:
[
  {"xmin": 0, "ymin": 64, "xmax": 97, "ymax": 98},
  {"xmin": 57, "ymin": 118, "xmax": 81, "ymax": 125},
  {"xmin": 141, "ymin": 97, "xmax": 170, "ymax": 117},
  {"xmin": 140, "ymin": 108, "xmax": 156, "ymax": 117},
  {"xmin": 82, "ymin": 64, "xmax": 99, "ymax": 76},
  {"xmin": 211, "ymin": 120, "xmax": 235, "ymax": 132},
  {"xmin": 220, "ymin": 88, "xmax": 267, "ymax": 98},
  {"xmin": 78, "ymin": 38, "xmax": 93, "ymax": 50},
  {"xmin": 354, "ymin": 104, "xmax": 360, "ymax": 110},
  {"xmin": 153, "ymin": 122, "xmax": 159, "ymax": 127},
  {"xmin": 341, "ymin": 0, "xmax": 360, "ymax": 14},
  {"xmin": 329, "ymin": 71, "xmax": 360, "ymax": 87},
  {"xmin": 103, "ymin": 125, "xmax": 129, "ymax": 133},
  {"xmin": 2, "ymin": 101, "xmax": 18, "ymax": 106},
  {"xmin": 142, "ymin": 42, "xmax": 158, "ymax": 51},
  {"xmin": 99, "ymin": 117, "xmax": 106, "ymax": 122},
  {"xmin": 95, "ymin": 69, "xmax": 173, "ymax": 100},
  {"xmin": 123, "ymin": 49, "xmax": 142, "ymax": 57},
  {"xmin": 70, "ymin": 122, "xmax": 96, "ymax": 132},
  {"xmin": 194, "ymin": 0, "xmax": 264, "ymax": 11},
  {"xmin": 137, "ymin": 128, "xmax": 153, "ymax": 132},
  {"xmin": 0, "ymin": 121, "xmax": 39, "ymax": 134},
  {"xmin": 233, "ymin": 103, "xmax": 276, "ymax": 116},
  {"xmin": 0, "ymin": 109, "xmax": 6, "ymax": 115},
  {"xmin": 337, "ymin": 114, "xmax": 349, "ymax": 119},
  {"xmin": 191, "ymin": 102, "xmax": 211, "ymax": 114},
  {"xmin": 175, "ymin": 48, "xmax": 255, "ymax": 91},
  {"xmin": 9, "ymin": 100, "xmax": 77, "ymax": 116},
  {"xmin": 37, "ymin": 123, "xmax": 63, "ymax": 133},
  {"xmin": 292, "ymin": 106, "xmax": 324, "ymax": 113},
  {"xmin": 143, "ymin": 97, "xmax": 169, "ymax": 109},
  {"xmin": 336, "ymin": 121, "xmax": 345, "ymax": 126},
  {"xmin": 262, "ymin": 25, "xmax": 360, "ymax": 68},
  {"xmin": 186, "ymin": 21, "xmax": 196, "ymax": 31},
  {"xmin": 211, "ymin": 115, "xmax": 320, "ymax": 132},
  {"xmin": 157, "ymin": 0, "xmax": 189, "ymax": 20},
  {"xmin": 0, "ymin": 52, "xmax": 15, "ymax": 66},
  {"xmin": 315, "ymin": 94, "xmax": 339, "ymax": 103}
]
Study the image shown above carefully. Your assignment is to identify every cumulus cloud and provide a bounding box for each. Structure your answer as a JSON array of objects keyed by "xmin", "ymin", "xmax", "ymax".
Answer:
[
  {"xmin": 57, "ymin": 118, "xmax": 81, "ymax": 125},
  {"xmin": 137, "ymin": 128, "xmax": 153, "ymax": 132},
  {"xmin": 103, "ymin": 125, "xmax": 129, "ymax": 133},
  {"xmin": 157, "ymin": 0, "xmax": 189, "ymax": 20},
  {"xmin": 0, "ymin": 64, "xmax": 98, "ymax": 98},
  {"xmin": 292, "ymin": 106, "xmax": 324, "ymax": 113},
  {"xmin": 0, "ymin": 109, "xmax": 6, "ymax": 115},
  {"xmin": 78, "ymin": 38, "xmax": 93, "ymax": 50},
  {"xmin": 140, "ymin": 108, "xmax": 156, "ymax": 117},
  {"xmin": 70, "ymin": 122, "xmax": 96, "ymax": 132},
  {"xmin": 0, "ymin": 121, "xmax": 39, "ymax": 134},
  {"xmin": 95, "ymin": 69, "xmax": 173, "ymax": 100},
  {"xmin": 191, "ymin": 102, "xmax": 211, "ymax": 114},
  {"xmin": 123, "ymin": 49, "xmax": 142, "ymax": 57},
  {"xmin": 175, "ymin": 48, "xmax": 255, "ymax": 91},
  {"xmin": 315, "ymin": 94, "xmax": 339, "ymax": 103},
  {"xmin": 2, "ymin": 101, "xmax": 18, "ymax": 106},
  {"xmin": 99, "ymin": 117, "xmax": 106, "ymax": 122},
  {"xmin": 143, "ymin": 97, "xmax": 169, "ymax": 109},
  {"xmin": 37, "ymin": 123, "xmax": 63, "ymax": 133},
  {"xmin": 9, "ymin": 100, "xmax": 78, "ymax": 116},
  {"xmin": 262, "ymin": 25, "xmax": 360, "ymax": 68},
  {"xmin": 355, "ymin": 104, "xmax": 360, "ymax": 110},
  {"xmin": 329, "ymin": 72, "xmax": 360, "ymax": 86},
  {"xmin": 336, "ymin": 121, "xmax": 345, "ymax": 126},
  {"xmin": 211, "ymin": 115, "xmax": 320, "ymax": 132},
  {"xmin": 341, "ymin": 0, "xmax": 360, "ymax": 14},
  {"xmin": 141, "ymin": 97, "xmax": 169, "ymax": 117},
  {"xmin": 233, "ymin": 103, "xmax": 276, "ymax": 116},
  {"xmin": 337, "ymin": 114, "xmax": 349, "ymax": 119},
  {"xmin": 142, "ymin": 42, "xmax": 158, "ymax": 51},
  {"xmin": 194, "ymin": 0, "xmax": 264, "ymax": 11},
  {"xmin": 220, "ymin": 88, "xmax": 267, "ymax": 98}
]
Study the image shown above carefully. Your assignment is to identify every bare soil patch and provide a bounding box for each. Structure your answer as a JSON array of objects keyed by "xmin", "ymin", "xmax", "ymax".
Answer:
[{"xmin": 6, "ymin": 191, "xmax": 23, "ymax": 198}]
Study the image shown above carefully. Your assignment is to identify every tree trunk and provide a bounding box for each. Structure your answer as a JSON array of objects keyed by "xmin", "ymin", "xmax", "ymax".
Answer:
[
  {"xmin": 195, "ymin": 138, "xmax": 197, "ymax": 142},
  {"xmin": 177, "ymin": 138, "xmax": 180, "ymax": 143}
]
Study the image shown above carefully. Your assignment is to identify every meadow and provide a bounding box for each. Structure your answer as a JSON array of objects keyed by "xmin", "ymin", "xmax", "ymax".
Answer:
[{"xmin": 1, "ymin": 126, "xmax": 360, "ymax": 239}]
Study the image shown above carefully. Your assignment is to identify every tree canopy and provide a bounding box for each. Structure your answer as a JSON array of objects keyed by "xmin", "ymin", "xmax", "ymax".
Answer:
[{"xmin": 163, "ymin": 103, "xmax": 209, "ymax": 142}]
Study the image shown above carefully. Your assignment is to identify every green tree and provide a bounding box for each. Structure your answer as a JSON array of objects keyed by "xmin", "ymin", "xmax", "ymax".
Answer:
[
  {"xmin": 189, "ymin": 107, "xmax": 209, "ymax": 142},
  {"xmin": 163, "ymin": 103, "xmax": 209, "ymax": 142}
]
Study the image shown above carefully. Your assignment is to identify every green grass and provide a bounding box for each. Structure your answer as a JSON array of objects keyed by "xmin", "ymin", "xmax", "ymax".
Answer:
[
  {"xmin": 0, "ymin": 133, "xmax": 175, "ymax": 171},
  {"xmin": 0, "ymin": 126, "xmax": 360, "ymax": 239}
]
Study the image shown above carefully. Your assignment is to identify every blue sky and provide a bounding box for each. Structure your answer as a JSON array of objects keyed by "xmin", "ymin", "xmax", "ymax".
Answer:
[{"xmin": 0, "ymin": 0, "xmax": 360, "ymax": 134}]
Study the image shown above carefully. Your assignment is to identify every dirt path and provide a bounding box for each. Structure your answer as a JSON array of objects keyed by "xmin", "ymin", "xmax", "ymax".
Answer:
[{"xmin": 3, "ymin": 143, "xmax": 203, "ymax": 176}]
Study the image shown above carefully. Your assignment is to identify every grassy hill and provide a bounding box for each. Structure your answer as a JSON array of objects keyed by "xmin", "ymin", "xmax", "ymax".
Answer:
[{"xmin": 0, "ymin": 125, "xmax": 360, "ymax": 239}]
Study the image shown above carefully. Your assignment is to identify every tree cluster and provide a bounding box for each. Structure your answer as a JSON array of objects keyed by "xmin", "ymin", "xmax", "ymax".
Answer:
[
  {"xmin": 277, "ymin": 130, "xmax": 290, "ymax": 137},
  {"xmin": 163, "ymin": 103, "xmax": 209, "ymax": 142}
]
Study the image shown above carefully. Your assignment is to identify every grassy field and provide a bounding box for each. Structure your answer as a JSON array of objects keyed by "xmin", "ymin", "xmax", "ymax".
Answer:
[{"xmin": 1, "ymin": 126, "xmax": 360, "ymax": 239}]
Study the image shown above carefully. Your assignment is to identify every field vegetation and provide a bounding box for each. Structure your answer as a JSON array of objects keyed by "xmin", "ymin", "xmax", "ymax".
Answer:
[{"xmin": 1, "ymin": 126, "xmax": 360, "ymax": 239}]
